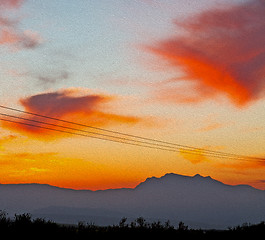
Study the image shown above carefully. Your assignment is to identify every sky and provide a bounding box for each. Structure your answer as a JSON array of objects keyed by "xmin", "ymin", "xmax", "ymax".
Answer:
[{"xmin": 0, "ymin": 0, "xmax": 265, "ymax": 190}]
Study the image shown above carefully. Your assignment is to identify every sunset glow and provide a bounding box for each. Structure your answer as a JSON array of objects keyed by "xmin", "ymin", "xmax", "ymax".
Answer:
[{"xmin": 0, "ymin": 0, "xmax": 265, "ymax": 190}]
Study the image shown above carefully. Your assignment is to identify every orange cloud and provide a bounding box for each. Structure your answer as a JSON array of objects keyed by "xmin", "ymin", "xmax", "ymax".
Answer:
[
  {"xmin": 197, "ymin": 114, "xmax": 226, "ymax": 132},
  {"xmin": 0, "ymin": 134, "xmax": 17, "ymax": 150},
  {"xmin": 146, "ymin": 0, "xmax": 265, "ymax": 106},
  {"xmin": 179, "ymin": 148, "xmax": 209, "ymax": 164},
  {"xmin": 1, "ymin": 88, "xmax": 143, "ymax": 139},
  {"xmin": 198, "ymin": 122, "xmax": 223, "ymax": 132},
  {"xmin": 0, "ymin": 152, "xmax": 57, "ymax": 167},
  {"xmin": 215, "ymin": 158, "xmax": 265, "ymax": 170}
]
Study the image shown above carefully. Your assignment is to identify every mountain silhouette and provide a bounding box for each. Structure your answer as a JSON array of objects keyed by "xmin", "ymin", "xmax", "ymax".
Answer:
[{"xmin": 0, "ymin": 173, "xmax": 264, "ymax": 229}]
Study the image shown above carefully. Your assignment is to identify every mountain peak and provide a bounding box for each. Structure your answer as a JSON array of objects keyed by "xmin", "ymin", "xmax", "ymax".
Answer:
[
  {"xmin": 193, "ymin": 173, "xmax": 212, "ymax": 180},
  {"xmin": 136, "ymin": 172, "xmax": 217, "ymax": 189},
  {"xmin": 162, "ymin": 173, "xmax": 214, "ymax": 181},
  {"xmin": 193, "ymin": 173, "xmax": 202, "ymax": 178}
]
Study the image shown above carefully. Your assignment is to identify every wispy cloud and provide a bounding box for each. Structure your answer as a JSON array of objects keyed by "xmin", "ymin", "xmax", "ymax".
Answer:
[
  {"xmin": 146, "ymin": 0, "xmax": 265, "ymax": 107},
  {"xmin": 214, "ymin": 158, "xmax": 265, "ymax": 170},
  {"xmin": 0, "ymin": 152, "xmax": 57, "ymax": 166},
  {"xmin": 0, "ymin": 0, "xmax": 24, "ymax": 9},
  {"xmin": 36, "ymin": 70, "xmax": 70, "ymax": 85},
  {"xmin": 198, "ymin": 122, "xmax": 223, "ymax": 132},
  {"xmin": 257, "ymin": 179, "xmax": 265, "ymax": 183},
  {"xmin": 0, "ymin": 152, "xmax": 58, "ymax": 179},
  {"xmin": 0, "ymin": 0, "xmax": 42, "ymax": 50},
  {"xmin": 197, "ymin": 114, "xmax": 227, "ymax": 132},
  {"xmin": 0, "ymin": 134, "xmax": 17, "ymax": 150}
]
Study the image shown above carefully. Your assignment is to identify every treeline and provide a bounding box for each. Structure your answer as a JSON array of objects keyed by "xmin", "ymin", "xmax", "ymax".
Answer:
[{"xmin": 0, "ymin": 210, "xmax": 265, "ymax": 238}]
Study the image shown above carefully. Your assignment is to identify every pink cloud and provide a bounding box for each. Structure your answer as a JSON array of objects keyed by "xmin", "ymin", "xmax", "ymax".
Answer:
[
  {"xmin": 0, "ymin": 0, "xmax": 42, "ymax": 49},
  {"xmin": 0, "ymin": 0, "xmax": 24, "ymax": 9},
  {"xmin": 146, "ymin": 0, "xmax": 265, "ymax": 106}
]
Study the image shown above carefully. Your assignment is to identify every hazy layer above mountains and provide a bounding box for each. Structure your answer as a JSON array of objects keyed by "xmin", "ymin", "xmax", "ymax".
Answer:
[{"xmin": 0, "ymin": 173, "xmax": 264, "ymax": 229}]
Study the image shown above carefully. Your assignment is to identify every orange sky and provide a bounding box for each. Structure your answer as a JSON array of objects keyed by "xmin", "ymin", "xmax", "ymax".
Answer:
[{"xmin": 0, "ymin": 0, "xmax": 265, "ymax": 190}]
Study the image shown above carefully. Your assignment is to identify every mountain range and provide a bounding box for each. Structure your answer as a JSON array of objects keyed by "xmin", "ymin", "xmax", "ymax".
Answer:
[{"xmin": 0, "ymin": 173, "xmax": 264, "ymax": 229}]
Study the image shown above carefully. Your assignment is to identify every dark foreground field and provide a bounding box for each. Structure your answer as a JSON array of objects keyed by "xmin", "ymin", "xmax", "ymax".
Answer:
[{"xmin": 0, "ymin": 211, "xmax": 264, "ymax": 239}]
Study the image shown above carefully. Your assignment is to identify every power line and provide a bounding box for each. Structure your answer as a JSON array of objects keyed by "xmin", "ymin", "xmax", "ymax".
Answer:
[
  {"xmin": 0, "ymin": 112, "xmax": 186, "ymax": 152},
  {"xmin": 0, "ymin": 106, "xmax": 263, "ymax": 162},
  {"xmin": 0, "ymin": 113, "xmax": 258, "ymax": 160},
  {"xmin": 1, "ymin": 116, "xmax": 263, "ymax": 162},
  {"xmin": 0, "ymin": 117, "xmax": 247, "ymax": 160},
  {"xmin": 0, "ymin": 105, "xmax": 237, "ymax": 155},
  {"xmin": 1, "ymin": 112, "xmax": 255, "ymax": 160},
  {"xmin": 0, "ymin": 105, "xmax": 255, "ymax": 159},
  {"xmin": 0, "ymin": 105, "xmax": 264, "ymax": 162},
  {"xmin": 0, "ymin": 117, "xmax": 192, "ymax": 154}
]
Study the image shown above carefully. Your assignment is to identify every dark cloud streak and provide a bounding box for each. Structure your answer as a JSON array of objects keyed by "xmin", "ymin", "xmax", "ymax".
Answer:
[
  {"xmin": 2, "ymin": 89, "xmax": 143, "ymax": 139},
  {"xmin": 36, "ymin": 71, "xmax": 70, "ymax": 85}
]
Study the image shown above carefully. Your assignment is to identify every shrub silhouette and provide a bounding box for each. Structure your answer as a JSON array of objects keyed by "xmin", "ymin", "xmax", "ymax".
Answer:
[
  {"xmin": 0, "ymin": 210, "xmax": 10, "ymax": 230},
  {"xmin": 14, "ymin": 213, "xmax": 32, "ymax": 225},
  {"xmin": 135, "ymin": 217, "xmax": 147, "ymax": 228},
  {"xmin": 118, "ymin": 217, "xmax": 127, "ymax": 228},
  {"xmin": 0, "ymin": 210, "xmax": 264, "ymax": 238},
  {"xmin": 178, "ymin": 221, "xmax": 188, "ymax": 231}
]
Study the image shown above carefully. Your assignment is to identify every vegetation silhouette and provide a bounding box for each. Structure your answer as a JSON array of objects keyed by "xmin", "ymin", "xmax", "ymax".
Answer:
[{"xmin": 0, "ymin": 210, "xmax": 264, "ymax": 238}]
